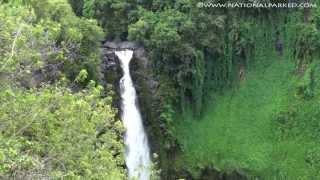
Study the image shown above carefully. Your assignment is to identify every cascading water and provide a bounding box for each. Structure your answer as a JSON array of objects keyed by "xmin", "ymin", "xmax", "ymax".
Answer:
[{"xmin": 115, "ymin": 50, "xmax": 151, "ymax": 180}]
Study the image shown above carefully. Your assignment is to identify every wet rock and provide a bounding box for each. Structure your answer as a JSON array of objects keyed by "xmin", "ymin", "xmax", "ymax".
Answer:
[
  {"xmin": 102, "ymin": 41, "xmax": 140, "ymax": 50},
  {"xmin": 120, "ymin": 41, "xmax": 139, "ymax": 49},
  {"xmin": 101, "ymin": 40, "xmax": 159, "ymax": 153},
  {"xmin": 103, "ymin": 41, "xmax": 118, "ymax": 49}
]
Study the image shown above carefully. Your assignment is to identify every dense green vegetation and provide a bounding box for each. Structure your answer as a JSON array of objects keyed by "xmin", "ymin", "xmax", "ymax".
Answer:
[
  {"xmin": 2, "ymin": 0, "xmax": 320, "ymax": 179},
  {"xmin": 172, "ymin": 4, "xmax": 320, "ymax": 179},
  {"xmin": 176, "ymin": 49, "xmax": 320, "ymax": 178},
  {"xmin": 0, "ymin": 85, "xmax": 124, "ymax": 179},
  {"xmin": 0, "ymin": 0, "xmax": 125, "ymax": 179}
]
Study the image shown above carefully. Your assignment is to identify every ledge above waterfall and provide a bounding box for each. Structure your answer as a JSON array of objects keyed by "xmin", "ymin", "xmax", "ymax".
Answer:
[
  {"xmin": 102, "ymin": 41, "xmax": 141, "ymax": 50},
  {"xmin": 102, "ymin": 41, "xmax": 149, "ymax": 71}
]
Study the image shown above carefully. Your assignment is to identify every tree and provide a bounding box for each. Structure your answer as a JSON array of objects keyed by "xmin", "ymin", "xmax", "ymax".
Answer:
[{"xmin": 0, "ymin": 85, "xmax": 125, "ymax": 179}]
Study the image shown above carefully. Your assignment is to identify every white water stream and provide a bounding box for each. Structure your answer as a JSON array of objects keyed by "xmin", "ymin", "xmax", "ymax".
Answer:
[{"xmin": 115, "ymin": 50, "xmax": 151, "ymax": 180}]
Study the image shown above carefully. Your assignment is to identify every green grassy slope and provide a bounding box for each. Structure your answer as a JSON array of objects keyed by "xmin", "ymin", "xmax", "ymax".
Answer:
[{"xmin": 175, "ymin": 50, "xmax": 320, "ymax": 178}]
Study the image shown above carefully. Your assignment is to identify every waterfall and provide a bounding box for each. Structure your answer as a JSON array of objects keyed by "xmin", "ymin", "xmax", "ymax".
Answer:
[{"xmin": 115, "ymin": 50, "xmax": 151, "ymax": 180}]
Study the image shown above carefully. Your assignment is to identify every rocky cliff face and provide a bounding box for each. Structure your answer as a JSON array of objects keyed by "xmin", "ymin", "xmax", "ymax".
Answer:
[
  {"xmin": 101, "ymin": 41, "xmax": 159, "ymax": 152},
  {"xmin": 101, "ymin": 41, "xmax": 248, "ymax": 180}
]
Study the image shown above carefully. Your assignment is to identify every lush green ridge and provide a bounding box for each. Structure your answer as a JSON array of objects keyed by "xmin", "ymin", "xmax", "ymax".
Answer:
[
  {"xmin": 0, "ymin": 1, "xmax": 125, "ymax": 179},
  {"xmin": 1, "ymin": 0, "xmax": 320, "ymax": 179},
  {"xmin": 0, "ymin": 85, "xmax": 125, "ymax": 179},
  {"xmin": 56, "ymin": 1, "xmax": 320, "ymax": 178},
  {"xmin": 175, "ymin": 44, "xmax": 320, "ymax": 178}
]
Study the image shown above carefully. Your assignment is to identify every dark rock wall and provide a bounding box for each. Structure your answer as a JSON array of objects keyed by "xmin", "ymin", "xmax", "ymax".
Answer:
[
  {"xmin": 101, "ymin": 41, "xmax": 159, "ymax": 154},
  {"xmin": 100, "ymin": 41, "xmax": 247, "ymax": 180}
]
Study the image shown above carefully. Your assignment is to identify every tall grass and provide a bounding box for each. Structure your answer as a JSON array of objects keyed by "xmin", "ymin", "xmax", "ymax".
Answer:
[{"xmin": 175, "ymin": 50, "xmax": 320, "ymax": 178}]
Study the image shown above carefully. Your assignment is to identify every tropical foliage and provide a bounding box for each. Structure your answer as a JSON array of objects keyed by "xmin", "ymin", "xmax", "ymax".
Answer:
[
  {"xmin": 2, "ymin": 0, "xmax": 320, "ymax": 179},
  {"xmin": 0, "ymin": 0, "xmax": 125, "ymax": 179}
]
